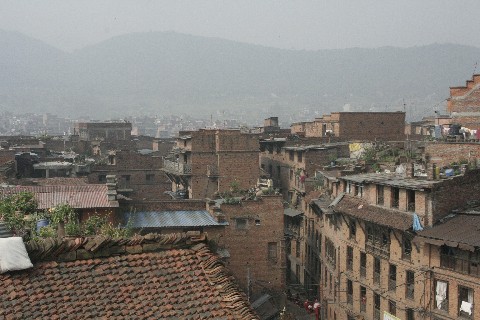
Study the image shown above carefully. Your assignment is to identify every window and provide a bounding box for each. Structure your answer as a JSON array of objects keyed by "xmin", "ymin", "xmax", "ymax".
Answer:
[
  {"xmin": 357, "ymin": 185, "xmax": 363, "ymax": 197},
  {"xmin": 407, "ymin": 189, "xmax": 415, "ymax": 212},
  {"xmin": 347, "ymin": 279, "xmax": 353, "ymax": 305},
  {"xmin": 296, "ymin": 240, "xmax": 300, "ymax": 258},
  {"xmin": 120, "ymin": 175, "xmax": 131, "ymax": 189},
  {"xmin": 377, "ymin": 185, "xmax": 384, "ymax": 205},
  {"xmin": 347, "ymin": 246, "xmax": 353, "ymax": 271},
  {"xmin": 458, "ymin": 286, "xmax": 473, "ymax": 318},
  {"xmin": 349, "ymin": 219, "xmax": 356, "ymax": 240},
  {"xmin": 388, "ymin": 300, "xmax": 396, "ymax": 316},
  {"xmin": 406, "ymin": 308, "xmax": 415, "ymax": 320},
  {"xmin": 360, "ymin": 252, "xmax": 367, "ymax": 278},
  {"xmin": 297, "ymin": 152, "xmax": 303, "ymax": 163},
  {"xmin": 325, "ymin": 238, "xmax": 336, "ymax": 268},
  {"xmin": 402, "ymin": 236, "xmax": 412, "ymax": 260},
  {"xmin": 268, "ymin": 242, "xmax": 277, "ymax": 260},
  {"xmin": 346, "ymin": 181, "xmax": 351, "ymax": 194},
  {"xmin": 98, "ymin": 174, "xmax": 106, "ymax": 183},
  {"xmin": 434, "ymin": 280, "xmax": 448, "ymax": 312},
  {"xmin": 277, "ymin": 166, "xmax": 281, "ymax": 178},
  {"xmin": 146, "ymin": 173, "xmax": 155, "ymax": 184},
  {"xmin": 360, "ymin": 286, "xmax": 367, "ymax": 312},
  {"xmin": 289, "ymin": 151, "xmax": 294, "ymax": 161},
  {"xmin": 255, "ymin": 219, "xmax": 261, "ymax": 225},
  {"xmin": 389, "ymin": 264, "xmax": 397, "ymax": 292},
  {"xmin": 108, "ymin": 154, "xmax": 115, "ymax": 165},
  {"xmin": 374, "ymin": 257, "xmax": 381, "ymax": 285},
  {"xmin": 440, "ymin": 246, "xmax": 480, "ymax": 277},
  {"xmin": 374, "ymin": 293, "xmax": 381, "ymax": 320},
  {"xmin": 391, "ymin": 187, "xmax": 399, "ymax": 208},
  {"xmin": 235, "ymin": 218, "xmax": 247, "ymax": 230},
  {"xmin": 406, "ymin": 270, "xmax": 415, "ymax": 299},
  {"xmin": 366, "ymin": 223, "xmax": 390, "ymax": 258}
]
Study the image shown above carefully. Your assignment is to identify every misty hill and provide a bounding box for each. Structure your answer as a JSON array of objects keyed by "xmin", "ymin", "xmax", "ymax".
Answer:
[{"xmin": 1, "ymin": 30, "xmax": 479, "ymax": 122}]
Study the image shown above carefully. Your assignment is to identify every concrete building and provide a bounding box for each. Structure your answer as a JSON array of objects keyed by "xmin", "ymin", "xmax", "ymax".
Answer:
[{"xmin": 162, "ymin": 129, "xmax": 260, "ymax": 199}]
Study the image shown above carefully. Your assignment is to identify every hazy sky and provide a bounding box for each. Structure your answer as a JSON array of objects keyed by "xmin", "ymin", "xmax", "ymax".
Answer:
[{"xmin": 1, "ymin": 0, "xmax": 480, "ymax": 52}]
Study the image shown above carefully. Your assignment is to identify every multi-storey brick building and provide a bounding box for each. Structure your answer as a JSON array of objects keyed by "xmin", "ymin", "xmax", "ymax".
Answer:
[
  {"xmin": 207, "ymin": 195, "xmax": 286, "ymax": 298},
  {"xmin": 447, "ymin": 74, "xmax": 480, "ymax": 127},
  {"xmin": 260, "ymin": 139, "xmax": 350, "ymax": 201},
  {"xmin": 162, "ymin": 129, "xmax": 259, "ymax": 199},
  {"xmin": 291, "ymin": 167, "xmax": 480, "ymax": 320},
  {"xmin": 291, "ymin": 112, "xmax": 406, "ymax": 141},
  {"xmin": 88, "ymin": 150, "xmax": 171, "ymax": 201}
]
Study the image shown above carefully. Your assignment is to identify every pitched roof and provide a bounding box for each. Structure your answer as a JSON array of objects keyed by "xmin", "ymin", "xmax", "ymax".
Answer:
[
  {"xmin": 0, "ymin": 234, "xmax": 258, "ymax": 320},
  {"xmin": 125, "ymin": 210, "xmax": 225, "ymax": 228},
  {"xmin": 416, "ymin": 214, "xmax": 480, "ymax": 251},
  {"xmin": 333, "ymin": 195, "xmax": 413, "ymax": 231},
  {"xmin": 0, "ymin": 185, "xmax": 118, "ymax": 209}
]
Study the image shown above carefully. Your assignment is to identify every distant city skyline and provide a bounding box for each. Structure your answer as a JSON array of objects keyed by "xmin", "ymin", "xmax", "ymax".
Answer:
[{"xmin": 1, "ymin": 0, "xmax": 480, "ymax": 52}]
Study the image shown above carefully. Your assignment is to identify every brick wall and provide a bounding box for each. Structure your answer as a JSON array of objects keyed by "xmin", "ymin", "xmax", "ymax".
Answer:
[
  {"xmin": 431, "ymin": 169, "xmax": 480, "ymax": 223},
  {"xmin": 425, "ymin": 142, "xmax": 480, "ymax": 168},
  {"xmin": 448, "ymin": 74, "xmax": 480, "ymax": 113},
  {"xmin": 211, "ymin": 196, "xmax": 285, "ymax": 295},
  {"xmin": 128, "ymin": 199, "xmax": 207, "ymax": 212}
]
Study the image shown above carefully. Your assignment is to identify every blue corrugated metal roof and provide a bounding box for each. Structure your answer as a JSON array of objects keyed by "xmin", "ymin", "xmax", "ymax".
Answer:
[{"xmin": 125, "ymin": 210, "xmax": 222, "ymax": 228}]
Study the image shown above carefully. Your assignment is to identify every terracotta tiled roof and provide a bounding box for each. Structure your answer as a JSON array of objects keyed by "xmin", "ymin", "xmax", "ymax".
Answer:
[
  {"xmin": 333, "ymin": 195, "xmax": 413, "ymax": 231},
  {"xmin": 0, "ymin": 233, "xmax": 258, "ymax": 320},
  {"xmin": 0, "ymin": 185, "xmax": 118, "ymax": 209}
]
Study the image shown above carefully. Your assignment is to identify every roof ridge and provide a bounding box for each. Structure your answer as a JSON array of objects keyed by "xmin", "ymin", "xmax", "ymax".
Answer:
[
  {"xmin": 26, "ymin": 232, "xmax": 206, "ymax": 263},
  {"xmin": 194, "ymin": 243, "xmax": 259, "ymax": 320}
]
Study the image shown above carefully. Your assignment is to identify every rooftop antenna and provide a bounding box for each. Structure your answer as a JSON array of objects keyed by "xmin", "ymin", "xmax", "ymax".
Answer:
[{"xmin": 473, "ymin": 62, "xmax": 478, "ymax": 76}]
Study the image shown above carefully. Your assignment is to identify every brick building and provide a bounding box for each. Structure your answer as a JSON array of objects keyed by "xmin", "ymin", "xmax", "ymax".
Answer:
[
  {"xmin": 162, "ymin": 129, "xmax": 260, "ymax": 199},
  {"xmin": 73, "ymin": 121, "xmax": 132, "ymax": 142},
  {"xmin": 289, "ymin": 167, "xmax": 480, "ymax": 320},
  {"xmin": 259, "ymin": 139, "xmax": 350, "ymax": 201},
  {"xmin": 88, "ymin": 150, "xmax": 170, "ymax": 201},
  {"xmin": 416, "ymin": 207, "xmax": 480, "ymax": 320},
  {"xmin": 120, "ymin": 195, "xmax": 286, "ymax": 301},
  {"xmin": 447, "ymin": 74, "xmax": 480, "ymax": 127},
  {"xmin": 207, "ymin": 195, "xmax": 286, "ymax": 299},
  {"xmin": 290, "ymin": 112, "xmax": 406, "ymax": 141}
]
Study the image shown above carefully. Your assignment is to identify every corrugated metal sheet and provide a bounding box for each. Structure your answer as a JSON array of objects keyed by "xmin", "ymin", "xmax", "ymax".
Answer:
[
  {"xmin": 417, "ymin": 215, "xmax": 480, "ymax": 249},
  {"xmin": 126, "ymin": 211, "xmax": 222, "ymax": 228},
  {"xmin": 0, "ymin": 185, "xmax": 118, "ymax": 209}
]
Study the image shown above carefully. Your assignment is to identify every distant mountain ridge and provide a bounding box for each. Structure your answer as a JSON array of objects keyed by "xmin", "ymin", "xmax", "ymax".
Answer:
[{"xmin": 0, "ymin": 30, "xmax": 479, "ymax": 122}]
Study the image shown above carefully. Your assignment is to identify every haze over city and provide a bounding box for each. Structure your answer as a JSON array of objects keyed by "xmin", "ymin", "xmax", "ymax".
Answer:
[{"xmin": 2, "ymin": 2, "xmax": 480, "ymax": 320}]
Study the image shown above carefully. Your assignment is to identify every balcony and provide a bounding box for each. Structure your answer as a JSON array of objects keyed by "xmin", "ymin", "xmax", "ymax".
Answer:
[
  {"xmin": 374, "ymin": 271, "xmax": 380, "ymax": 285},
  {"xmin": 347, "ymin": 294, "xmax": 353, "ymax": 306},
  {"xmin": 389, "ymin": 279, "xmax": 396, "ymax": 292},
  {"xmin": 360, "ymin": 266, "xmax": 366, "ymax": 278},
  {"xmin": 366, "ymin": 242, "xmax": 390, "ymax": 259},
  {"xmin": 374, "ymin": 308, "xmax": 381, "ymax": 320},
  {"xmin": 163, "ymin": 159, "xmax": 192, "ymax": 175},
  {"xmin": 207, "ymin": 165, "xmax": 219, "ymax": 177}
]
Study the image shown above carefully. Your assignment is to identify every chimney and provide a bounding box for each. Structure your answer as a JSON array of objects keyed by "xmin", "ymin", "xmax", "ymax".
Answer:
[{"xmin": 106, "ymin": 175, "xmax": 117, "ymax": 201}]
